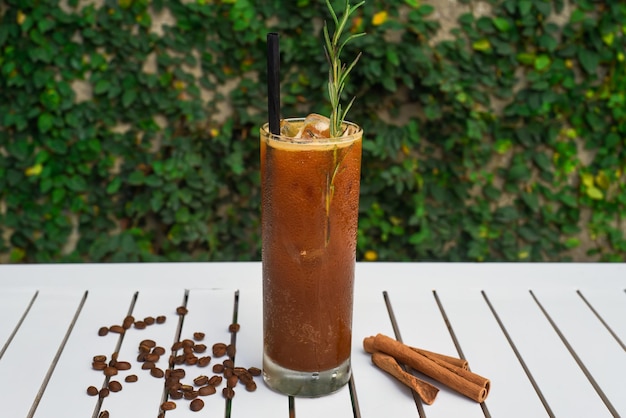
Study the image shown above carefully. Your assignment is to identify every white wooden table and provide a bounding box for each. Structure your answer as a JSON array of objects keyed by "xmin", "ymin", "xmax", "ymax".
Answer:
[{"xmin": 0, "ymin": 262, "xmax": 624, "ymax": 418}]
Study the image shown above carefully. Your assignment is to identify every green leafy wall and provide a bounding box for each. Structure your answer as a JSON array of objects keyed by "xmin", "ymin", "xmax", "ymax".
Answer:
[{"xmin": 1, "ymin": 0, "xmax": 625, "ymax": 263}]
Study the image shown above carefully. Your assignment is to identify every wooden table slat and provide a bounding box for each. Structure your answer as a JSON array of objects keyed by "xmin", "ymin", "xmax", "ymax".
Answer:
[
  {"xmin": 532, "ymin": 288, "xmax": 626, "ymax": 416},
  {"xmin": 435, "ymin": 288, "xmax": 549, "ymax": 418}
]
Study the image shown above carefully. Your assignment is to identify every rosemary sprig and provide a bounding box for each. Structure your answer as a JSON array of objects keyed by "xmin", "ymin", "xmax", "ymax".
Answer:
[{"xmin": 323, "ymin": 0, "xmax": 365, "ymax": 137}]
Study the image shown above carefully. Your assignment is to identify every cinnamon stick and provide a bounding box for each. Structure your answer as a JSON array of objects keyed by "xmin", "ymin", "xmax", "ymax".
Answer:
[
  {"xmin": 367, "ymin": 334, "xmax": 490, "ymax": 403},
  {"xmin": 371, "ymin": 352, "xmax": 439, "ymax": 405},
  {"xmin": 363, "ymin": 337, "xmax": 468, "ymax": 370}
]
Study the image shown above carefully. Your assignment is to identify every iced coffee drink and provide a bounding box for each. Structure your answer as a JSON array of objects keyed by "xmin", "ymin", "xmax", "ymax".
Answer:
[{"xmin": 261, "ymin": 115, "xmax": 362, "ymax": 396}]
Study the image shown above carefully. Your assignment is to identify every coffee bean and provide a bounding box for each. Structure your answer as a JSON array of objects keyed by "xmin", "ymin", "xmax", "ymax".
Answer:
[
  {"xmin": 174, "ymin": 355, "xmax": 185, "ymax": 365},
  {"xmin": 171, "ymin": 341, "xmax": 183, "ymax": 351},
  {"xmin": 99, "ymin": 388, "xmax": 110, "ymax": 398},
  {"xmin": 248, "ymin": 367, "xmax": 262, "ymax": 376},
  {"xmin": 226, "ymin": 344, "xmax": 236, "ymax": 358},
  {"xmin": 87, "ymin": 386, "xmax": 99, "ymax": 396},
  {"xmin": 212, "ymin": 364, "xmax": 224, "ymax": 374},
  {"xmin": 141, "ymin": 361, "xmax": 155, "ymax": 370},
  {"xmin": 152, "ymin": 346, "xmax": 166, "ymax": 356},
  {"xmin": 151, "ymin": 367, "xmax": 165, "ymax": 378},
  {"xmin": 92, "ymin": 361, "xmax": 106, "ymax": 371},
  {"xmin": 245, "ymin": 381, "xmax": 257, "ymax": 392},
  {"xmin": 176, "ymin": 306, "xmax": 188, "ymax": 315},
  {"xmin": 103, "ymin": 366, "xmax": 118, "ymax": 377},
  {"xmin": 182, "ymin": 339, "xmax": 194, "ymax": 348},
  {"xmin": 193, "ymin": 344, "xmax": 207, "ymax": 354},
  {"xmin": 137, "ymin": 352, "xmax": 147, "ymax": 362},
  {"xmin": 145, "ymin": 353, "xmax": 160, "ymax": 362},
  {"xmin": 186, "ymin": 355, "xmax": 198, "ymax": 366},
  {"xmin": 227, "ymin": 375, "xmax": 238, "ymax": 388},
  {"xmin": 125, "ymin": 374, "xmax": 138, "ymax": 383},
  {"xmin": 134, "ymin": 321, "xmax": 147, "ymax": 329},
  {"xmin": 184, "ymin": 390, "xmax": 199, "ymax": 400},
  {"xmin": 198, "ymin": 356, "xmax": 211, "ymax": 367},
  {"xmin": 93, "ymin": 355, "xmax": 107, "ymax": 362},
  {"xmin": 208, "ymin": 375, "xmax": 223, "ymax": 386},
  {"xmin": 161, "ymin": 401, "xmax": 177, "ymax": 411},
  {"xmin": 171, "ymin": 368, "xmax": 186, "ymax": 379},
  {"xmin": 224, "ymin": 368, "xmax": 233, "ymax": 378},
  {"xmin": 193, "ymin": 375, "xmax": 209, "ymax": 386},
  {"xmin": 99, "ymin": 411, "xmax": 109, "ymax": 418},
  {"xmin": 223, "ymin": 359, "xmax": 234, "ymax": 369},
  {"xmin": 114, "ymin": 361, "xmax": 131, "ymax": 371},
  {"xmin": 140, "ymin": 339, "xmax": 156, "ymax": 348},
  {"xmin": 228, "ymin": 323, "xmax": 240, "ymax": 333},
  {"xmin": 98, "ymin": 327, "xmax": 109, "ymax": 336},
  {"xmin": 180, "ymin": 384, "xmax": 194, "ymax": 392},
  {"xmin": 190, "ymin": 398, "xmax": 205, "ymax": 412},
  {"xmin": 109, "ymin": 325, "xmax": 125, "ymax": 334},
  {"xmin": 108, "ymin": 380, "xmax": 122, "ymax": 392},
  {"xmin": 212, "ymin": 343, "xmax": 227, "ymax": 357},
  {"xmin": 199, "ymin": 385, "xmax": 216, "ymax": 396},
  {"xmin": 138, "ymin": 344, "xmax": 151, "ymax": 354},
  {"xmin": 193, "ymin": 332, "xmax": 205, "ymax": 341},
  {"xmin": 122, "ymin": 315, "xmax": 134, "ymax": 329},
  {"xmin": 144, "ymin": 316, "xmax": 155, "ymax": 325},
  {"xmin": 156, "ymin": 315, "xmax": 166, "ymax": 324},
  {"xmin": 169, "ymin": 390, "xmax": 183, "ymax": 400},
  {"xmin": 222, "ymin": 387, "xmax": 235, "ymax": 399},
  {"xmin": 233, "ymin": 367, "xmax": 248, "ymax": 376}
]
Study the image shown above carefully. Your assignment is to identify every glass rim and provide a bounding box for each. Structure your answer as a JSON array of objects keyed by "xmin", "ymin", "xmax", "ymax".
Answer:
[{"xmin": 261, "ymin": 117, "xmax": 362, "ymax": 144}]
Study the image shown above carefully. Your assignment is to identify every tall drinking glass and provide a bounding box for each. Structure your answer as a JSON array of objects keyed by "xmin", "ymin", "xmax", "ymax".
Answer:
[{"xmin": 260, "ymin": 118, "xmax": 362, "ymax": 397}]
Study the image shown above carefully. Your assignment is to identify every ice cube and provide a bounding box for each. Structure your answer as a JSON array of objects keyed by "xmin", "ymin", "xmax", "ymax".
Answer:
[
  {"xmin": 280, "ymin": 119, "xmax": 301, "ymax": 138},
  {"xmin": 299, "ymin": 113, "xmax": 331, "ymax": 139}
]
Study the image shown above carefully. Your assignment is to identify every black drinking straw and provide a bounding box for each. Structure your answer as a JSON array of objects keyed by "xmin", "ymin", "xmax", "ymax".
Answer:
[{"xmin": 267, "ymin": 33, "xmax": 281, "ymax": 135}]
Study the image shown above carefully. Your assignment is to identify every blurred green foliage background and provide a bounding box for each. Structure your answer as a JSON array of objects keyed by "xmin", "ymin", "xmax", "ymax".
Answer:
[{"xmin": 1, "ymin": 0, "xmax": 625, "ymax": 263}]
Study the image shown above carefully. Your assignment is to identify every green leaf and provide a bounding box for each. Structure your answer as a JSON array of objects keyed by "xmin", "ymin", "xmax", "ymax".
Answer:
[
  {"xmin": 519, "ymin": 1, "xmax": 532, "ymax": 16},
  {"xmin": 534, "ymin": 55, "xmax": 551, "ymax": 71},
  {"xmin": 106, "ymin": 177, "xmax": 122, "ymax": 194},
  {"xmin": 472, "ymin": 39, "xmax": 491, "ymax": 51},
  {"xmin": 66, "ymin": 175, "xmax": 87, "ymax": 192},
  {"xmin": 578, "ymin": 49, "xmax": 599, "ymax": 74},
  {"xmin": 586, "ymin": 186, "xmax": 603, "ymax": 200},
  {"xmin": 122, "ymin": 89, "xmax": 137, "ymax": 108},
  {"xmin": 38, "ymin": 113, "xmax": 54, "ymax": 133},
  {"xmin": 418, "ymin": 4, "xmax": 435, "ymax": 15},
  {"xmin": 94, "ymin": 79, "xmax": 111, "ymax": 94},
  {"xmin": 492, "ymin": 17, "xmax": 511, "ymax": 32}
]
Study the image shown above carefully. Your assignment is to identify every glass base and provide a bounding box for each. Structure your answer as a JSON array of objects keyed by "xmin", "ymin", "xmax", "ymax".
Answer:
[{"xmin": 262, "ymin": 354, "xmax": 351, "ymax": 397}]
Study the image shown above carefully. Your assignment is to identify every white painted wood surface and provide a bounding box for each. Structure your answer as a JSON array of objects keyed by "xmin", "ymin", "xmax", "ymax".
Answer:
[{"xmin": 0, "ymin": 262, "xmax": 624, "ymax": 418}]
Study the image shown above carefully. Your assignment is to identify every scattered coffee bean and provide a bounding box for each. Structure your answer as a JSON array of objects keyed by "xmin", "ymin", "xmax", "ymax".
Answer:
[
  {"xmin": 141, "ymin": 361, "xmax": 155, "ymax": 370},
  {"xmin": 169, "ymin": 390, "xmax": 183, "ymax": 400},
  {"xmin": 212, "ymin": 364, "xmax": 224, "ymax": 374},
  {"xmin": 115, "ymin": 361, "xmax": 131, "ymax": 371},
  {"xmin": 176, "ymin": 306, "xmax": 188, "ymax": 315},
  {"xmin": 171, "ymin": 368, "xmax": 186, "ymax": 379},
  {"xmin": 151, "ymin": 367, "xmax": 165, "ymax": 378},
  {"xmin": 212, "ymin": 343, "xmax": 227, "ymax": 357},
  {"xmin": 186, "ymin": 356, "xmax": 198, "ymax": 366},
  {"xmin": 172, "ymin": 341, "xmax": 183, "ymax": 351},
  {"xmin": 144, "ymin": 316, "xmax": 155, "ymax": 325},
  {"xmin": 93, "ymin": 355, "xmax": 107, "ymax": 362},
  {"xmin": 228, "ymin": 323, "xmax": 240, "ymax": 333},
  {"xmin": 193, "ymin": 332, "xmax": 205, "ymax": 341},
  {"xmin": 99, "ymin": 411, "xmax": 109, "ymax": 418},
  {"xmin": 180, "ymin": 384, "xmax": 194, "ymax": 392},
  {"xmin": 198, "ymin": 356, "xmax": 211, "ymax": 367},
  {"xmin": 109, "ymin": 325, "xmax": 125, "ymax": 334},
  {"xmin": 156, "ymin": 315, "xmax": 166, "ymax": 324},
  {"xmin": 226, "ymin": 344, "xmax": 236, "ymax": 358},
  {"xmin": 92, "ymin": 361, "xmax": 106, "ymax": 371},
  {"xmin": 223, "ymin": 359, "xmax": 234, "ymax": 369},
  {"xmin": 98, "ymin": 327, "xmax": 109, "ymax": 336},
  {"xmin": 248, "ymin": 367, "xmax": 262, "ymax": 376},
  {"xmin": 125, "ymin": 374, "xmax": 138, "ymax": 383},
  {"xmin": 153, "ymin": 346, "xmax": 166, "ymax": 356},
  {"xmin": 140, "ymin": 339, "xmax": 156, "ymax": 348},
  {"xmin": 193, "ymin": 375, "xmax": 209, "ymax": 386},
  {"xmin": 123, "ymin": 315, "xmax": 134, "ymax": 329},
  {"xmin": 145, "ymin": 353, "xmax": 160, "ymax": 362},
  {"xmin": 208, "ymin": 375, "xmax": 223, "ymax": 386},
  {"xmin": 87, "ymin": 386, "xmax": 99, "ymax": 396},
  {"xmin": 190, "ymin": 398, "xmax": 205, "ymax": 412},
  {"xmin": 182, "ymin": 339, "xmax": 194, "ymax": 348},
  {"xmin": 99, "ymin": 388, "xmax": 110, "ymax": 398},
  {"xmin": 193, "ymin": 344, "xmax": 207, "ymax": 353},
  {"xmin": 245, "ymin": 381, "xmax": 257, "ymax": 392},
  {"xmin": 222, "ymin": 387, "xmax": 235, "ymax": 399},
  {"xmin": 161, "ymin": 401, "xmax": 177, "ymax": 411},
  {"xmin": 199, "ymin": 385, "xmax": 216, "ymax": 396},
  {"xmin": 184, "ymin": 390, "xmax": 199, "ymax": 400},
  {"xmin": 108, "ymin": 381, "xmax": 122, "ymax": 392},
  {"xmin": 134, "ymin": 321, "xmax": 147, "ymax": 329},
  {"xmin": 103, "ymin": 366, "xmax": 118, "ymax": 377},
  {"xmin": 227, "ymin": 375, "xmax": 238, "ymax": 388}
]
